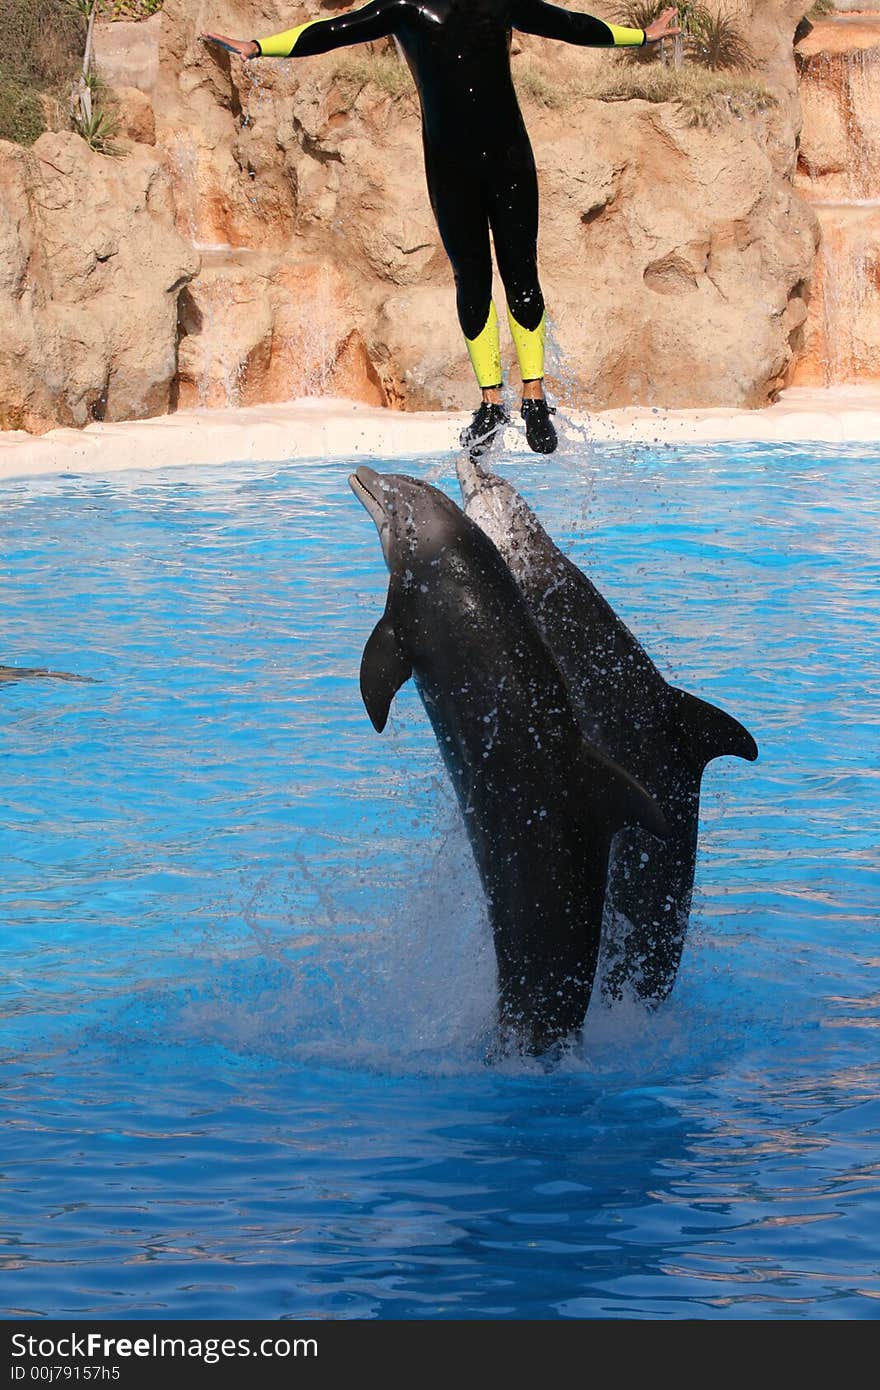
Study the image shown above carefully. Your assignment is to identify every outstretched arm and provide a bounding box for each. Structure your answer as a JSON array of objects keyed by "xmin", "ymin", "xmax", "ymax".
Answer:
[
  {"xmin": 511, "ymin": 1, "xmax": 680, "ymax": 48},
  {"xmin": 202, "ymin": 0, "xmax": 402, "ymax": 61}
]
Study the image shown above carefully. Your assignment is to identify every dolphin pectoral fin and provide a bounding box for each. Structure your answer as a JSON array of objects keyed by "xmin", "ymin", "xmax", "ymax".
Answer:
[
  {"xmin": 360, "ymin": 614, "xmax": 412, "ymax": 733},
  {"xmin": 577, "ymin": 743, "xmax": 670, "ymax": 841},
  {"xmin": 669, "ymin": 687, "xmax": 759, "ymax": 768}
]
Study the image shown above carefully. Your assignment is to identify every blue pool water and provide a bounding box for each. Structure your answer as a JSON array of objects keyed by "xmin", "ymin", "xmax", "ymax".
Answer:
[{"xmin": 1, "ymin": 438, "xmax": 878, "ymax": 1319}]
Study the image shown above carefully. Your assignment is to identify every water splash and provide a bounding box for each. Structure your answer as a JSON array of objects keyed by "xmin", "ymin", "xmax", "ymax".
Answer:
[
  {"xmin": 166, "ymin": 133, "xmax": 201, "ymax": 245},
  {"xmin": 282, "ymin": 268, "xmax": 344, "ymax": 399},
  {"xmin": 813, "ymin": 208, "xmax": 879, "ymax": 385}
]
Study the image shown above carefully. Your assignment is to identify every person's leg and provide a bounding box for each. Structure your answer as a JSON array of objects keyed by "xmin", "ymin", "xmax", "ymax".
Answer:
[
  {"xmin": 487, "ymin": 152, "xmax": 557, "ymax": 454},
  {"xmin": 424, "ymin": 146, "xmax": 509, "ymax": 452}
]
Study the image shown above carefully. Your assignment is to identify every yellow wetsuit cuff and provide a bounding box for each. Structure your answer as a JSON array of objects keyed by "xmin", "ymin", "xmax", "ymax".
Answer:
[
  {"xmin": 507, "ymin": 308, "xmax": 545, "ymax": 384},
  {"xmin": 607, "ymin": 24, "xmax": 647, "ymax": 46},
  {"xmin": 465, "ymin": 303, "xmax": 503, "ymax": 390},
  {"xmin": 253, "ymin": 20, "xmax": 320, "ymax": 57}
]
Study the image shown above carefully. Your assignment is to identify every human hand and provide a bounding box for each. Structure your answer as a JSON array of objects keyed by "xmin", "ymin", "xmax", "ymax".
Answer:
[
  {"xmin": 644, "ymin": 6, "xmax": 682, "ymax": 42},
  {"xmin": 200, "ymin": 33, "xmax": 260, "ymax": 60}
]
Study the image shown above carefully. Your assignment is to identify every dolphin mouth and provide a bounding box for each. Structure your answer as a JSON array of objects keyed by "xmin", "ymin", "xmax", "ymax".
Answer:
[
  {"xmin": 349, "ymin": 467, "xmax": 395, "ymax": 568},
  {"xmin": 348, "ymin": 466, "xmax": 388, "ymax": 530}
]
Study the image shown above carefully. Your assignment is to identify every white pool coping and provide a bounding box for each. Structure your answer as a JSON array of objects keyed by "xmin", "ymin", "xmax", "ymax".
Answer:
[{"xmin": 1, "ymin": 386, "xmax": 879, "ymax": 482}]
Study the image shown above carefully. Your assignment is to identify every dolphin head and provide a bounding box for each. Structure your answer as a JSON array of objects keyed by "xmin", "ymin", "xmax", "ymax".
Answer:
[{"xmin": 349, "ymin": 465, "xmax": 466, "ymax": 572}]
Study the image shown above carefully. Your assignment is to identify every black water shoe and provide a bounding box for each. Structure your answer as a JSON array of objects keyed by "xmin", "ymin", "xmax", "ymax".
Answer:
[
  {"xmin": 460, "ymin": 402, "xmax": 510, "ymax": 458},
  {"xmin": 521, "ymin": 398, "xmax": 557, "ymax": 454}
]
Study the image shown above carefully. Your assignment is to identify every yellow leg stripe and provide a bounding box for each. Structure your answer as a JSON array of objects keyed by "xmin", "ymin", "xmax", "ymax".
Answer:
[
  {"xmin": 255, "ymin": 20, "xmax": 320, "ymax": 57},
  {"xmin": 607, "ymin": 24, "xmax": 647, "ymax": 46},
  {"xmin": 507, "ymin": 308, "xmax": 545, "ymax": 383},
  {"xmin": 465, "ymin": 302, "xmax": 502, "ymax": 389}
]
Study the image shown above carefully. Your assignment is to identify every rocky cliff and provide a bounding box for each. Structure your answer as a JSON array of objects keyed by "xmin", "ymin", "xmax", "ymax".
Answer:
[{"xmin": 0, "ymin": 1, "xmax": 821, "ymax": 432}]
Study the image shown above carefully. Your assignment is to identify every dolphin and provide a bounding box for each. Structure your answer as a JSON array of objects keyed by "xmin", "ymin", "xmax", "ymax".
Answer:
[
  {"xmin": 455, "ymin": 455, "xmax": 758, "ymax": 1006},
  {"xmin": 349, "ymin": 464, "xmax": 668, "ymax": 1056},
  {"xmin": 0, "ymin": 665, "xmax": 92, "ymax": 685}
]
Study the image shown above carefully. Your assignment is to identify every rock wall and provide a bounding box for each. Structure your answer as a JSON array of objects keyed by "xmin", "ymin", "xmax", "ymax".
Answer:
[
  {"xmin": 0, "ymin": 132, "xmax": 197, "ymax": 432},
  {"xmin": 1, "ymin": 0, "xmax": 822, "ymax": 430}
]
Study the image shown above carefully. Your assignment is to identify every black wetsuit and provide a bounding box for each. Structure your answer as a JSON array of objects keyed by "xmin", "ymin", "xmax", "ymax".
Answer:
[{"xmin": 256, "ymin": 2, "xmax": 646, "ymax": 383}]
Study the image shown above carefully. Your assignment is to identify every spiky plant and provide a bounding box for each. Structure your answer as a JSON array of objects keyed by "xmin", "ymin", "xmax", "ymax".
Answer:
[
  {"xmin": 72, "ymin": 104, "xmax": 120, "ymax": 154},
  {"xmin": 685, "ymin": 4, "xmax": 756, "ymax": 71}
]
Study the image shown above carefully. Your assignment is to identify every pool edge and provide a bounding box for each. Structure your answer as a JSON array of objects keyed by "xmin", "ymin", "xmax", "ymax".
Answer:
[{"xmin": 2, "ymin": 387, "xmax": 880, "ymax": 482}]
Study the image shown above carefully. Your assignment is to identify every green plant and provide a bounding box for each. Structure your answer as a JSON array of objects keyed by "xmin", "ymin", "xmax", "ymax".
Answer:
[
  {"xmin": 0, "ymin": 76, "xmax": 46, "ymax": 145},
  {"xmin": 72, "ymin": 103, "xmax": 120, "ymax": 153},
  {"xmin": 618, "ymin": 3, "xmax": 755, "ymax": 71},
  {"xmin": 104, "ymin": 0, "xmax": 164, "ymax": 17},
  {"xmin": 685, "ymin": 4, "xmax": 756, "ymax": 71}
]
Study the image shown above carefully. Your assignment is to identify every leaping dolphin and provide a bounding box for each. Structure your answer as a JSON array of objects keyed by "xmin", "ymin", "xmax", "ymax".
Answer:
[
  {"xmin": 349, "ymin": 465, "xmax": 668, "ymax": 1056},
  {"xmin": 455, "ymin": 455, "xmax": 758, "ymax": 1006}
]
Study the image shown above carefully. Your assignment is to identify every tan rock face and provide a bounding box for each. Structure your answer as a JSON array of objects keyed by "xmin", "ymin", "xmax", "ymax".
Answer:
[
  {"xmin": 0, "ymin": 1, "xmax": 829, "ymax": 428},
  {"xmin": 0, "ymin": 133, "xmax": 198, "ymax": 432},
  {"xmin": 110, "ymin": 86, "xmax": 157, "ymax": 145},
  {"xmin": 174, "ymin": 249, "xmax": 387, "ymax": 408}
]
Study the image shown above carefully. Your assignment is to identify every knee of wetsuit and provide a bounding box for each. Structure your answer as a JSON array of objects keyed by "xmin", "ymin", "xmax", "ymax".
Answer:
[{"xmin": 506, "ymin": 289, "xmax": 545, "ymax": 335}]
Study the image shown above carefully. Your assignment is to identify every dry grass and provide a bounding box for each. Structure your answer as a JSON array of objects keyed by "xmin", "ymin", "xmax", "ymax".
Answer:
[
  {"xmin": 513, "ymin": 65, "xmax": 576, "ymax": 109},
  {"xmin": 515, "ymin": 58, "xmax": 774, "ymax": 126},
  {"xmin": 330, "ymin": 52, "xmax": 415, "ymax": 102},
  {"xmin": 0, "ymin": 0, "xmax": 84, "ymax": 145}
]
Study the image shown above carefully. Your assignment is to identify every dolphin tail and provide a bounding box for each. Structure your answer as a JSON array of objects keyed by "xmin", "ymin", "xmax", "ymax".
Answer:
[
  {"xmin": 668, "ymin": 686, "xmax": 759, "ymax": 768},
  {"xmin": 359, "ymin": 611, "xmax": 412, "ymax": 733},
  {"xmin": 575, "ymin": 741, "xmax": 670, "ymax": 842}
]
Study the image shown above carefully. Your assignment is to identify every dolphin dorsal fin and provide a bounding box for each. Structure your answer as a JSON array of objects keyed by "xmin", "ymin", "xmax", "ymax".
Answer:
[
  {"xmin": 668, "ymin": 687, "xmax": 759, "ymax": 769},
  {"xmin": 360, "ymin": 612, "xmax": 412, "ymax": 733}
]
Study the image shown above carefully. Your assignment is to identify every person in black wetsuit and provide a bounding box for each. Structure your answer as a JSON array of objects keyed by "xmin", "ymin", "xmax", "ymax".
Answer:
[{"xmin": 202, "ymin": 3, "xmax": 680, "ymax": 457}]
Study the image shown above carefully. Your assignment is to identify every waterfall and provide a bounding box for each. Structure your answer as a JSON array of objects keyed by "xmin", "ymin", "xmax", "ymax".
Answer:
[{"xmin": 794, "ymin": 20, "xmax": 880, "ymax": 386}]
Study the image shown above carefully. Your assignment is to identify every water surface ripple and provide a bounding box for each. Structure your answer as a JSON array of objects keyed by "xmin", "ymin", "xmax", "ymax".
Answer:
[{"xmin": 0, "ymin": 441, "xmax": 877, "ymax": 1318}]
